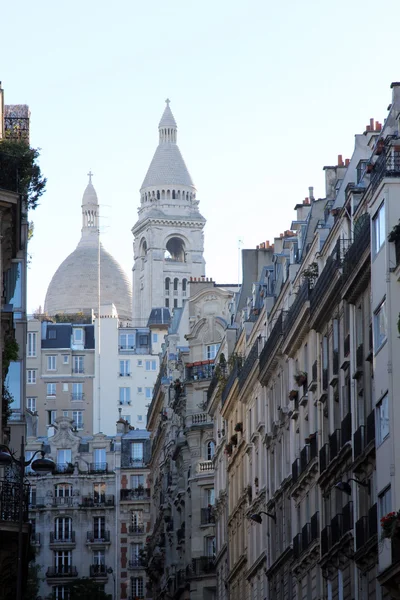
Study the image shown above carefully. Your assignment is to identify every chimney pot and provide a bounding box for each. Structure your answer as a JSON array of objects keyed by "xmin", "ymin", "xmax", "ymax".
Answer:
[
  {"xmin": 370, "ymin": 118, "xmax": 374, "ymax": 129},
  {"xmin": 338, "ymin": 154, "xmax": 344, "ymax": 166},
  {"xmin": 366, "ymin": 125, "xmax": 371, "ymax": 131},
  {"xmin": 345, "ymin": 158, "xmax": 350, "ymax": 166},
  {"xmin": 309, "ymin": 186, "xmax": 314, "ymax": 200}
]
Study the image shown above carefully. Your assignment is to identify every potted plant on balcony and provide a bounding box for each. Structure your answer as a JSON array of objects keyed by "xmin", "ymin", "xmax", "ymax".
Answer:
[
  {"xmin": 381, "ymin": 510, "xmax": 400, "ymax": 539},
  {"xmin": 289, "ymin": 389, "xmax": 298, "ymax": 401},
  {"xmin": 230, "ymin": 433, "xmax": 238, "ymax": 446},
  {"xmin": 294, "ymin": 371, "xmax": 307, "ymax": 387},
  {"xmin": 234, "ymin": 422, "xmax": 243, "ymax": 433}
]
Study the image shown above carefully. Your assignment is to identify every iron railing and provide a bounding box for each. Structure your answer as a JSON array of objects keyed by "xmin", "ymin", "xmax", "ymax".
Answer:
[
  {"xmin": 128, "ymin": 525, "xmax": 145, "ymax": 534},
  {"xmin": 50, "ymin": 532, "xmax": 75, "ymax": 543},
  {"xmin": 221, "ymin": 360, "xmax": 242, "ymax": 405},
  {"xmin": 0, "ymin": 479, "xmax": 29, "ymax": 522},
  {"xmin": 71, "ymin": 393, "xmax": 84, "ymax": 401},
  {"xmin": 186, "ymin": 360, "xmax": 215, "ymax": 381},
  {"xmin": 238, "ymin": 339, "xmax": 259, "ymax": 389},
  {"xmin": 329, "ymin": 429, "xmax": 341, "ymax": 461},
  {"xmin": 309, "ymin": 241, "xmax": 343, "ymax": 315},
  {"xmin": 322, "ymin": 368, "xmax": 328, "ymax": 391},
  {"xmin": 342, "ymin": 501, "xmax": 353, "ymax": 534},
  {"xmin": 310, "ymin": 511, "xmax": 319, "ymax": 541},
  {"xmin": 302, "ymin": 523, "xmax": 311, "ymax": 552},
  {"xmin": 207, "ymin": 370, "xmax": 220, "ymax": 403},
  {"xmin": 54, "ymin": 463, "xmax": 74, "ymax": 474},
  {"xmin": 370, "ymin": 139, "xmax": 400, "ymax": 192},
  {"xmin": 292, "ymin": 458, "xmax": 299, "ymax": 483},
  {"xmin": 4, "ymin": 114, "xmax": 30, "ymax": 143},
  {"xmin": 310, "ymin": 435, "xmax": 318, "ymax": 460},
  {"xmin": 331, "ymin": 513, "xmax": 343, "ymax": 546},
  {"xmin": 332, "ymin": 350, "xmax": 339, "ymax": 376},
  {"xmin": 200, "ymin": 508, "xmax": 215, "ymax": 525},
  {"xmin": 319, "ymin": 443, "xmax": 329, "ymax": 474},
  {"xmin": 189, "ymin": 557, "xmax": 215, "ymax": 576},
  {"xmin": 300, "ymin": 445, "xmax": 310, "ymax": 474},
  {"xmin": 355, "ymin": 516, "xmax": 368, "ymax": 550},
  {"xmin": 353, "ymin": 425, "xmax": 365, "ymax": 460},
  {"xmin": 321, "ymin": 525, "xmax": 331, "ymax": 557},
  {"xmin": 46, "ymin": 566, "xmax": 78, "ymax": 578},
  {"xmin": 89, "ymin": 463, "xmax": 108, "ymax": 473},
  {"xmin": 342, "ymin": 215, "xmax": 371, "ymax": 281},
  {"xmin": 52, "ymin": 496, "xmax": 73, "ymax": 507},
  {"xmin": 259, "ymin": 313, "xmax": 283, "ymax": 374},
  {"xmin": 80, "ymin": 495, "xmax": 114, "ymax": 507},
  {"xmin": 293, "ymin": 533, "xmax": 301, "ymax": 559},
  {"xmin": 87, "ymin": 530, "xmax": 110, "ymax": 542},
  {"xmin": 284, "ymin": 281, "xmax": 311, "ymax": 336},
  {"xmin": 368, "ymin": 503, "xmax": 378, "ymax": 538},
  {"xmin": 120, "ymin": 488, "xmax": 150, "ymax": 501},
  {"xmin": 356, "ymin": 343, "xmax": 364, "ymax": 370},
  {"xmin": 89, "ymin": 564, "xmax": 107, "ymax": 577},
  {"xmin": 366, "ymin": 410, "xmax": 375, "ymax": 445}
]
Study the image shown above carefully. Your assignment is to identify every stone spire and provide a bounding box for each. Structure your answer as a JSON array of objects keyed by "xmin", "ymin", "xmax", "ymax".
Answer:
[
  {"xmin": 158, "ymin": 98, "xmax": 177, "ymax": 143},
  {"xmin": 81, "ymin": 171, "xmax": 99, "ymax": 242}
]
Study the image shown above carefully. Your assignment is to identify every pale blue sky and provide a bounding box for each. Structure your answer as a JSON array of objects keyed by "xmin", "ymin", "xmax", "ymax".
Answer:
[{"xmin": 1, "ymin": 0, "xmax": 399, "ymax": 312}]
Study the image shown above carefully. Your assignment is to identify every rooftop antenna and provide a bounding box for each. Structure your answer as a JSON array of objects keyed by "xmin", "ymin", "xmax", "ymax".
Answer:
[{"xmin": 238, "ymin": 238, "xmax": 244, "ymax": 285}]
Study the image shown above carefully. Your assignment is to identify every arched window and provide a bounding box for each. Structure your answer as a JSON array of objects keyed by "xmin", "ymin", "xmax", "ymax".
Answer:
[
  {"xmin": 207, "ymin": 441, "xmax": 215, "ymax": 461},
  {"xmin": 173, "ymin": 278, "xmax": 179, "ymax": 291},
  {"xmin": 157, "ymin": 190, "xmax": 160, "ymax": 200},
  {"xmin": 165, "ymin": 278, "xmax": 170, "ymax": 295},
  {"xmin": 172, "ymin": 190, "xmax": 176, "ymax": 199},
  {"xmin": 182, "ymin": 278, "xmax": 187, "ymax": 297},
  {"xmin": 164, "ymin": 237, "xmax": 185, "ymax": 262}
]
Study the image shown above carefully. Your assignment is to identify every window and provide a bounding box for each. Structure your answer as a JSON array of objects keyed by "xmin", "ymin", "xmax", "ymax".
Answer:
[
  {"xmin": 377, "ymin": 394, "xmax": 389, "ymax": 444},
  {"xmin": 145, "ymin": 360, "xmax": 157, "ymax": 371},
  {"xmin": 137, "ymin": 387, "xmax": 143, "ymax": 394},
  {"xmin": 93, "ymin": 516, "xmax": 105, "ymax": 539},
  {"xmin": 72, "ymin": 382, "xmax": 83, "ymax": 400},
  {"xmin": 53, "ymin": 585, "xmax": 70, "ymax": 599},
  {"xmin": 94, "ymin": 483, "xmax": 105, "ymax": 504},
  {"xmin": 373, "ymin": 202, "xmax": 385, "ymax": 255},
  {"xmin": 73, "ymin": 356, "xmax": 84, "ymax": 373},
  {"xmin": 47, "ymin": 410, "xmax": 57, "ymax": 425},
  {"xmin": 47, "ymin": 355, "xmax": 56, "ymax": 371},
  {"xmin": 374, "ymin": 299, "xmax": 387, "ymax": 352},
  {"xmin": 131, "ymin": 442, "xmax": 144, "ymax": 465},
  {"xmin": 182, "ymin": 278, "xmax": 187, "ymax": 297},
  {"xmin": 206, "ymin": 488, "xmax": 215, "ymax": 506},
  {"xmin": 94, "ymin": 448, "xmax": 106, "ymax": 468},
  {"xmin": 137, "ymin": 360, "xmax": 143, "ymax": 367},
  {"xmin": 121, "ymin": 414, "xmax": 131, "ymax": 423},
  {"xmin": 48, "ymin": 329, "xmax": 57, "ymax": 340},
  {"xmin": 54, "ymin": 517, "xmax": 72, "ymax": 540},
  {"xmin": 152, "ymin": 333, "xmax": 158, "ymax": 343},
  {"xmin": 27, "ymin": 369, "xmax": 36, "ymax": 384},
  {"xmin": 131, "ymin": 474, "xmax": 145, "ymax": 489},
  {"xmin": 139, "ymin": 335, "xmax": 149, "ymax": 346},
  {"xmin": 207, "ymin": 440, "xmax": 215, "ymax": 461},
  {"xmin": 205, "ymin": 536, "xmax": 216, "ymax": 557},
  {"xmin": 206, "ymin": 344, "xmax": 220, "ymax": 360},
  {"xmin": 4, "ymin": 261, "xmax": 22, "ymax": 308},
  {"xmin": 120, "ymin": 333, "xmax": 135, "ymax": 349},
  {"xmin": 73, "ymin": 328, "xmax": 83, "ymax": 344},
  {"xmin": 165, "ymin": 298, "xmax": 169, "ymax": 308},
  {"xmin": 92, "ymin": 549, "xmax": 105, "ymax": 567},
  {"xmin": 6, "ymin": 361, "xmax": 21, "ymax": 411},
  {"xmin": 27, "ymin": 332, "xmax": 37, "ymax": 357},
  {"xmin": 63, "ymin": 383, "xmax": 69, "ymax": 392},
  {"xmin": 174, "ymin": 299, "xmax": 178, "ymax": 308},
  {"xmin": 119, "ymin": 387, "xmax": 131, "ymax": 405},
  {"xmin": 47, "ymin": 383, "xmax": 56, "ymax": 397},
  {"xmin": 27, "ymin": 397, "xmax": 36, "ymax": 412},
  {"xmin": 63, "ymin": 411, "xmax": 69, "ymax": 417},
  {"xmin": 379, "ymin": 486, "xmax": 392, "ymax": 521},
  {"xmin": 137, "ymin": 415, "xmax": 143, "ymax": 422},
  {"xmin": 56, "ymin": 449, "xmax": 72, "ymax": 470},
  {"xmin": 120, "ymin": 359, "xmax": 131, "ymax": 376},
  {"xmin": 72, "ymin": 411, "xmax": 83, "ymax": 430},
  {"xmin": 145, "ymin": 387, "xmax": 153, "ymax": 399},
  {"xmin": 55, "ymin": 550, "xmax": 72, "ymax": 573},
  {"xmin": 131, "ymin": 577, "xmax": 144, "ymax": 599},
  {"xmin": 29, "ymin": 485, "xmax": 37, "ymax": 506},
  {"xmin": 63, "ymin": 355, "xmax": 69, "ymax": 364}
]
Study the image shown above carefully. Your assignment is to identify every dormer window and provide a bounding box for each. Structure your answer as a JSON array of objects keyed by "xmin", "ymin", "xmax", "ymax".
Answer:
[{"xmin": 73, "ymin": 328, "xmax": 83, "ymax": 344}]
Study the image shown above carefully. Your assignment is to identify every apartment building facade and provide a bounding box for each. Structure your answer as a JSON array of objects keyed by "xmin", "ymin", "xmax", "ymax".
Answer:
[
  {"xmin": 145, "ymin": 280, "xmax": 237, "ymax": 600},
  {"xmin": 26, "ymin": 415, "xmax": 151, "ymax": 600},
  {"xmin": 206, "ymin": 83, "xmax": 400, "ymax": 600}
]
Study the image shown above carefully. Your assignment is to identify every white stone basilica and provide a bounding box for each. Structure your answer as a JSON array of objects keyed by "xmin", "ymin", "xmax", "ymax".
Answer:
[{"xmin": 132, "ymin": 100, "xmax": 206, "ymax": 324}]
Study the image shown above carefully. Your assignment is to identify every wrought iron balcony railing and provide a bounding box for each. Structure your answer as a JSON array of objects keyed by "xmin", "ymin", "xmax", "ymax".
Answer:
[
  {"xmin": 341, "ymin": 412, "xmax": 352, "ymax": 446},
  {"xmin": 259, "ymin": 312, "xmax": 283, "ymax": 374},
  {"xmin": 284, "ymin": 281, "xmax": 311, "ymax": 336},
  {"xmin": 87, "ymin": 530, "xmax": 110, "ymax": 542},
  {"xmin": 188, "ymin": 557, "xmax": 215, "ymax": 576},
  {"xmin": 329, "ymin": 429, "xmax": 341, "ymax": 462},
  {"xmin": 50, "ymin": 532, "xmax": 75, "ymax": 543},
  {"xmin": 366, "ymin": 409, "xmax": 375, "ymax": 445},
  {"xmin": 128, "ymin": 524, "xmax": 145, "ymax": 534},
  {"xmin": 71, "ymin": 393, "xmax": 84, "ymax": 401},
  {"xmin": 353, "ymin": 425, "xmax": 365, "ymax": 460},
  {"xmin": 319, "ymin": 443, "xmax": 329, "ymax": 474},
  {"xmin": 46, "ymin": 566, "xmax": 78, "ymax": 578},
  {"xmin": 200, "ymin": 507, "xmax": 215, "ymax": 525},
  {"xmin": 342, "ymin": 214, "xmax": 370, "ymax": 282},
  {"xmin": 310, "ymin": 511, "xmax": 319, "ymax": 541},
  {"xmin": 89, "ymin": 564, "xmax": 108, "ymax": 577},
  {"xmin": 186, "ymin": 360, "xmax": 215, "ymax": 381},
  {"xmin": 89, "ymin": 462, "xmax": 108, "ymax": 473},
  {"xmin": 80, "ymin": 494, "xmax": 114, "ymax": 507},
  {"xmin": 370, "ymin": 138, "xmax": 400, "ymax": 192},
  {"xmin": 221, "ymin": 360, "xmax": 242, "ymax": 406},
  {"xmin": 120, "ymin": 488, "xmax": 150, "ymax": 501},
  {"xmin": 238, "ymin": 339, "xmax": 259, "ymax": 389}
]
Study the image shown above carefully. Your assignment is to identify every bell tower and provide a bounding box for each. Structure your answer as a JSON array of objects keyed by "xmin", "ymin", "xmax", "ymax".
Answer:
[{"xmin": 132, "ymin": 100, "xmax": 206, "ymax": 324}]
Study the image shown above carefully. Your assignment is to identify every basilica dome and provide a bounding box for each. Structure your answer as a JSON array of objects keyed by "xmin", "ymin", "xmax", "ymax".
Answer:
[{"xmin": 44, "ymin": 177, "xmax": 132, "ymax": 320}]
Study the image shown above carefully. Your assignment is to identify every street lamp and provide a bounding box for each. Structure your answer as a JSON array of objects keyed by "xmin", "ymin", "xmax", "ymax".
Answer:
[
  {"xmin": 249, "ymin": 510, "xmax": 276, "ymax": 524},
  {"xmin": 107, "ymin": 566, "xmax": 117, "ymax": 598},
  {"xmin": 335, "ymin": 478, "xmax": 370, "ymax": 495},
  {"xmin": 0, "ymin": 436, "xmax": 55, "ymax": 600}
]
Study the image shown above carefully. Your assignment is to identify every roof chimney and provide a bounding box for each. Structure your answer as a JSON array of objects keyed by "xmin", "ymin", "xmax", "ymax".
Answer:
[
  {"xmin": 338, "ymin": 155, "xmax": 344, "ymax": 167},
  {"xmin": 308, "ymin": 186, "xmax": 314, "ymax": 200},
  {"xmin": 345, "ymin": 158, "xmax": 350, "ymax": 167}
]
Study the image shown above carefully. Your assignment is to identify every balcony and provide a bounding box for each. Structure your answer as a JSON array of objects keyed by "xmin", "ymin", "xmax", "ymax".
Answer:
[
  {"xmin": 259, "ymin": 312, "xmax": 283, "ymax": 380},
  {"xmin": 355, "ymin": 343, "xmax": 364, "ymax": 374},
  {"xmin": 188, "ymin": 412, "xmax": 213, "ymax": 426},
  {"xmin": 88, "ymin": 463, "xmax": 108, "ymax": 473},
  {"xmin": 128, "ymin": 524, "xmax": 145, "ymax": 535},
  {"xmin": 86, "ymin": 530, "xmax": 110, "ymax": 543},
  {"xmin": 293, "ymin": 533, "xmax": 301, "ymax": 559},
  {"xmin": 197, "ymin": 460, "xmax": 214, "ymax": 473},
  {"xmin": 89, "ymin": 564, "xmax": 108, "ymax": 578},
  {"xmin": 238, "ymin": 338, "xmax": 259, "ymax": 390},
  {"xmin": 353, "ymin": 425, "xmax": 365, "ymax": 461},
  {"xmin": 283, "ymin": 282, "xmax": 311, "ymax": 352},
  {"xmin": 321, "ymin": 525, "xmax": 331, "ymax": 557},
  {"xmin": 332, "ymin": 350, "xmax": 339, "ymax": 378},
  {"xmin": 188, "ymin": 557, "xmax": 215, "ymax": 576},
  {"xmin": 310, "ymin": 511, "xmax": 319, "ymax": 541},
  {"xmin": 343, "ymin": 334, "xmax": 350, "ymax": 359},
  {"xmin": 50, "ymin": 532, "xmax": 76, "ymax": 545},
  {"xmin": 300, "ymin": 445, "xmax": 310, "ymax": 473},
  {"xmin": 353, "ymin": 410, "xmax": 375, "ymax": 467},
  {"xmin": 366, "ymin": 409, "xmax": 375, "ymax": 445},
  {"xmin": 46, "ymin": 566, "xmax": 78, "ymax": 578},
  {"xmin": 355, "ymin": 503, "xmax": 377, "ymax": 552},
  {"xmin": 207, "ymin": 370, "xmax": 220, "ymax": 403},
  {"xmin": 119, "ymin": 372, "xmax": 131, "ymax": 377},
  {"xmin": 71, "ymin": 393, "xmax": 84, "ymax": 401},
  {"xmin": 221, "ymin": 360, "xmax": 241, "ymax": 405},
  {"xmin": 342, "ymin": 501, "xmax": 354, "ymax": 534},
  {"xmin": 72, "ymin": 368, "xmax": 85, "ymax": 374},
  {"xmin": 329, "ymin": 429, "xmax": 341, "ymax": 462},
  {"xmin": 120, "ymin": 488, "xmax": 150, "ymax": 501},
  {"xmin": 319, "ymin": 443, "xmax": 329, "ymax": 474},
  {"xmin": 185, "ymin": 360, "xmax": 215, "ymax": 382},
  {"xmin": 342, "ymin": 215, "xmax": 371, "ymax": 289},
  {"xmin": 80, "ymin": 495, "xmax": 114, "ymax": 507},
  {"xmin": 370, "ymin": 139, "xmax": 400, "ymax": 192},
  {"xmin": 309, "ymin": 241, "xmax": 344, "ymax": 328},
  {"xmin": 128, "ymin": 558, "xmax": 144, "ymax": 569},
  {"xmin": 292, "ymin": 458, "xmax": 299, "ymax": 483},
  {"xmin": 0, "ymin": 479, "xmax": 29, "ymax": 522},
  {"xmin": 53, "ymin": 463, "xmax": 74, "ymax": 474},
  {"xmin": 200, "ymin": 507, "xmax": 215, "ymax": 525},
  {"xmin": 52, "ymin": 496, "xmax": 74, "ymax": 507}
]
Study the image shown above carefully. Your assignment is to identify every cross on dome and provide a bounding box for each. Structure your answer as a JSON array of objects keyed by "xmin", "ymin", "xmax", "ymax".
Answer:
[
  {"xmin": 87, "ymin": 170, "xmax": 93, "ymax": 184},
  {"xmin": 165, "ymin": 98, "xmax": 170, "ymax": 106}
]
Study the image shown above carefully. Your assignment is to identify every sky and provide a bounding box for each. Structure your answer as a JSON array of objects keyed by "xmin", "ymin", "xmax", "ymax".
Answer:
[{"xmin": 1, "ymin": 0, "xmax": 400, "ymax": 312}]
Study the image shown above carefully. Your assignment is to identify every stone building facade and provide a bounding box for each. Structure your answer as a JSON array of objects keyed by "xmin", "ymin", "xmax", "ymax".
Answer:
[
  {"xmin": 145, "ymin": 279, "xmax": 237, "ymax": 600},
  {"xmin": 26, "ymin": 416, "xmax": 151, "ymax": 600}
]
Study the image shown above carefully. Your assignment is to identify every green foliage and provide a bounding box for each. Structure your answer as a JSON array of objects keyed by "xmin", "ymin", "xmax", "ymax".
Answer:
[
  {"xmin": 28, "ymin": 221, "xmax": 34, "ymax": 241},
  {"xmin": 64, "ymin": 578, "xmax": 112, "ymax": 600},
  {"xmin": 303, "ymin": 262, "xmax": 319, "ymax": 280},
  {"xmin": 23, "ymin": 562, "xmax": 43, "ymax": 600},
  {"xmin": 0, "ymin": 139, "xmax": 46, "ymax": 210},
  {"xmin": 2, "ymin": 384, "xmax": 14, "ymax": 423},
  {"xmin": 53, "ymin": 312, "xmax": 91, "ymax": 324},
  {"xmin": 2, "ymin": 336, "xmax": 19, "ymax": 374}
]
